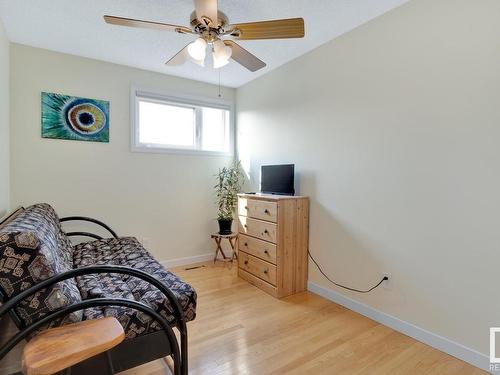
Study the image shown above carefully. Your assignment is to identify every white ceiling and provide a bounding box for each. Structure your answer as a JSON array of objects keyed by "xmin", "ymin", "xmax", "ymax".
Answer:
[{"xmin": 0, "ymin": 0, "xmax": 408, "ymax": 88}]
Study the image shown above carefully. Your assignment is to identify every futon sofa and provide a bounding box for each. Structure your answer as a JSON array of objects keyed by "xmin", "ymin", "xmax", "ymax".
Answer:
[{"xmin": 0, "ymin": 203, "xmax": 196, "ymax": 375}]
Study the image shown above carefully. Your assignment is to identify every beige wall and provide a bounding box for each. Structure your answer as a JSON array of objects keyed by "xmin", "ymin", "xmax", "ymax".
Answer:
[
  {"xmin": 10, "ymin": 44, "xmax": 235, "ymax": 261},
  {"xmin": 0, "ymin": 20, "xmax": 9, "ymax": 218},
  {"xmin": 237, "ymin": 0, "xmax": 500, "ymax": 356}
]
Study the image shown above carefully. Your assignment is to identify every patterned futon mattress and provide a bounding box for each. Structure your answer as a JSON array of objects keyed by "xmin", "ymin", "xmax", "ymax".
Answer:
[{"xmin": 73, "ymin": 237, "xmax": 197, "ymax": 339}]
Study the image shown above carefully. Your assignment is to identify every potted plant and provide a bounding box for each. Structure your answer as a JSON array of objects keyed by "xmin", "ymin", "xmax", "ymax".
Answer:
[{"xmin": 215, "ymin": 160, "xmax": 244, "ymax": 235}]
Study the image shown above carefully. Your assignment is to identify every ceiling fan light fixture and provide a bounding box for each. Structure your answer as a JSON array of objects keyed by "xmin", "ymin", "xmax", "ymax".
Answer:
[
  {"xmin": 105, "ymin": 1, "xmax": 305, "ymax": 73},
  {"xmin": 191, "ymin": 57, "xmax": 206, "ymax": 67},
  {"xmin": 213, "ymin": 55, "xmax": 229, "ymax": 69},
  {"xmin": 212, "ymin": 39, "xmax": 232, "ymax": 69},
  {"xmin": 187, "ymin": 37, "xmax": 207, "ymax": 62}
]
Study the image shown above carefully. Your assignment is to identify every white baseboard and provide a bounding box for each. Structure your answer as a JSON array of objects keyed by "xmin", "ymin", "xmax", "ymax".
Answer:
[
  {"xmin": 307, "ymin": 281, "xmax": 491, "ymax": 373},
  {"xmin": 160, "ymin": 253, "xmax": 214, "ymax": 269}
]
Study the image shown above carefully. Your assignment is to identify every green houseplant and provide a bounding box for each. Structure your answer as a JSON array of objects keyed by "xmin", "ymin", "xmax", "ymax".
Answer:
[{"xmin": 215, "ymin": 160, "xmax": 244, "ymax": 234}]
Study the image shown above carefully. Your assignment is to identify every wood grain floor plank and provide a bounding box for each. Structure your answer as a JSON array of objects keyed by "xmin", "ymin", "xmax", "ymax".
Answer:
[{"xmin": 120, "ymin": 262, "xmax": 486, "ymax": 375}]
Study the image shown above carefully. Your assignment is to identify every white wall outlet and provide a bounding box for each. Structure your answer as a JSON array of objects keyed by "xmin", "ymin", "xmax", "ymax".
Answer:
[{"xmin": 382, "ymin": 272, "xmax": 392, "ymax": 290}]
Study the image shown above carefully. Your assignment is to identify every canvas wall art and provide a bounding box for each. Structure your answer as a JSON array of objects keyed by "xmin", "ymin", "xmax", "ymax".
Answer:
[{"xmin": 41, "ymin": 92, "xmax": 109, "ymax": 142}]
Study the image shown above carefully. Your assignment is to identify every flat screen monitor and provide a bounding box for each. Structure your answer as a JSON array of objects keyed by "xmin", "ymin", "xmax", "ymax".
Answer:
[{"xmin": 260, "ymin": 164, "xmax": 295, "ymax": 196}]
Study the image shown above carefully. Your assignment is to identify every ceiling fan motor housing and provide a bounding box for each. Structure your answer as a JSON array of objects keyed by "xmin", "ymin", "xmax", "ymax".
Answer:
[{"xmin": 190, "ymin": 10, "xmax": 229, "ymax": 32}]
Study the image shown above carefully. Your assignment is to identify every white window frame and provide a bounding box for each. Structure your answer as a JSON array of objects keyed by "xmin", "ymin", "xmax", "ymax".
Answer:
[{"xmin": 131, "ymin": 85, "xmax": 234, "ymax": 156}]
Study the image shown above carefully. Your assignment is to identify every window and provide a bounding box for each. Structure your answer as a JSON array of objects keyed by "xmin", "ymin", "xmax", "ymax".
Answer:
[{"xmin": 132, "ymin": 87, "xmax": 233, "ymax": 155}]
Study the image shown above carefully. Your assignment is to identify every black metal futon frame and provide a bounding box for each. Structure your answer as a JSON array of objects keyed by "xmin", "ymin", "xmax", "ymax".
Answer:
[{"xmin": 0, "ymin": 216, "xmax": 188, "ymax": 375}]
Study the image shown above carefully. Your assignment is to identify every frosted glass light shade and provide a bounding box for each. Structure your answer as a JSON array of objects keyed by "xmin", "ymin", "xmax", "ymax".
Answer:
[
  {"xmin": 213, "ymin": 39, "xmax": 232, "ymax": 69},
  {"xmin": 188, "ymin": 38, "xmax": 207, "ymax": 65}
]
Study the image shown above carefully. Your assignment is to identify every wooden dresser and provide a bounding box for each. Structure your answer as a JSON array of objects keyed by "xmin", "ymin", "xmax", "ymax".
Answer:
[{"xmin": 237, "ymin": 193, "xmax": 309, "ymax": 298}]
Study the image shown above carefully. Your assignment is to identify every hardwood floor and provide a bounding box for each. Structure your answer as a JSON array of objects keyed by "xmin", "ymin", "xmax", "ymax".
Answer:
[{"xmin": 121, "ymin": 262, "xmax": 486, "ymax": 375}]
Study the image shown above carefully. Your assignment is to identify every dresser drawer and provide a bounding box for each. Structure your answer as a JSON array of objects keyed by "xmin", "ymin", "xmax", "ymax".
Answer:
[
  {"xmin": 238, "ymin": 216, "xmax": 277, "ymax": 243},
  {"xmin": 239, "ymin": 234, "xmax": 277, "ymax": 264},
  {"xmin": 238, "ymin": 268, "xmax": 278, "ymax": 298},
  {"xmin": 238, "ymin": 252, "xmax": 277, "ymax": 286},
  {"xmin": 238, "ymin": 198, "xmax": 278, "ymax": 223}
]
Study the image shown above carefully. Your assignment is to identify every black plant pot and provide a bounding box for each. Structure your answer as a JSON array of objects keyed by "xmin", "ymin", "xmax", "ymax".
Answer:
[{"xmin": 218, "ymin": 219, "xmax": 233, "ymax": 235}]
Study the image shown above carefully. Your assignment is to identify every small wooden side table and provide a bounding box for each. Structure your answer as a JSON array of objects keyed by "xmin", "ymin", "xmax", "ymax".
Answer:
[{"xmin": 211, "ymin": 233, "xmax": 238, "ymax": 263}]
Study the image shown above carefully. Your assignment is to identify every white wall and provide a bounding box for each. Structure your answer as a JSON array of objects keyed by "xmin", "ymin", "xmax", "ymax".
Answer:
[
  {"xmin": 10, "ymin": 44, "xmax": 235, "ymax": 261},
  {"xmin": 0, "ymin": 20, "xmax": 9, "ymax": 218},
  {"xmin": 237, "ymin": 0, "xmax": 500, "ymax": 357}
]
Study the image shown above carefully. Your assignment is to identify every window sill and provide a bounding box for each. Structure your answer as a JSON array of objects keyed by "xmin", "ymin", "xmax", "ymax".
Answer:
[{"xmin": 131, "ymin": 145, "xmax": 233, "ymax": 157}]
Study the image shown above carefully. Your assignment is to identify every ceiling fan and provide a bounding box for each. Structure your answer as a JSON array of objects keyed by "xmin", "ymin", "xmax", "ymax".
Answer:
[{"xmin": 104, "ymin": 0, "xmax": 305, "ymax": 72}]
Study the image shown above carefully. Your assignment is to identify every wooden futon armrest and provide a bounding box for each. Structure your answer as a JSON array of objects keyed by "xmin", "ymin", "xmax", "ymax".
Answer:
[{"xmin": 22, "ymin": 317, "xmax": 124, "ymax": 375}]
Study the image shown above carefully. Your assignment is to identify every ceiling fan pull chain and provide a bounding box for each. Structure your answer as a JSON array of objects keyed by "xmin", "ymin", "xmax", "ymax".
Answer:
[{"xmin": 218, "ymin": 69, "xmax": 222, "ymax": 98}]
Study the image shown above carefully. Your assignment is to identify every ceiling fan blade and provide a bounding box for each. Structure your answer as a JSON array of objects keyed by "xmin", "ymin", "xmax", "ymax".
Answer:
[
  {"xmin": 224, "ymin": 41, "xmax": 266, "ymax": 72},
  {"xmin": 104, "ymin": 15, "xmax": 191, "ymax": 34},
  {"xmin": 229, "ymin": 18, "xmax": 305, "ymax": 40},
  {"xmin": 193, "ymin": 0, "xmax": 218, "ymax": 27},
  {"xmin": 165, "ymin": 44, "xmax": 191, "ymax": 66}
]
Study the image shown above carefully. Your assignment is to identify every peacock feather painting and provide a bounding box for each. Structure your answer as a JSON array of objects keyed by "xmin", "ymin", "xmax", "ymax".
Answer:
[{"xmin": 41, "ymin": 92, "xmax": 109, "ymax": 142}]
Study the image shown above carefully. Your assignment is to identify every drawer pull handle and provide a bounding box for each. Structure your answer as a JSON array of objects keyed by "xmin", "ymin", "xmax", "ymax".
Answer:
[
  {"xmin": 263, "ymin": 269, "xmax": 268, "ymax": 274},
  {"xmin": 244, "ymin": 206, "xmax": 248, "ymax": 210},
  {"xmin": 244, "ymin": 242, "xmax": 248, "ymax": 246},
  {"xmin": 244, "ymin": 224, "xmax": 248, "ymax": 228},
  {"xmin": 264, "ymin": 250, "xmax": 269, "ymax": 254},
  {"xmin": 264, "ymin": 209, "xmax": 269, "ymax": 214},
  {"xmin": 244, "ymin": 260, "xmax": 248, "ymax": 265},
  {"xmin": 264, "ymin": 229, "xmax": 269, "ymax": 234}
]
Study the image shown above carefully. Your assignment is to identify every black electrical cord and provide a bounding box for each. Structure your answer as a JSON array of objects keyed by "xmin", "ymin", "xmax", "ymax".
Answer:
[{"xmin": 308, "ymin": 250, "xmax": 388, "ymax": 293}]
